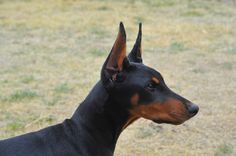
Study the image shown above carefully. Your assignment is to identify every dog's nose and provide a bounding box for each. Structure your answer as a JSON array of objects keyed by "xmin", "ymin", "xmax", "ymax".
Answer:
[{"xmin": 187, "ymin": 103, "xmax": 199, "ymax": 116}]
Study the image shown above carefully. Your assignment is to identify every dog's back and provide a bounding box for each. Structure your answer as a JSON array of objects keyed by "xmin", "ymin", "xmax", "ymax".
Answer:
[
  {"xmin": 0, "ymin": 118, "xmax": 114, "ymax": 156},
  {"xmin": 0, "ymin": 120, "xmax": 80, "ymax": 156}
]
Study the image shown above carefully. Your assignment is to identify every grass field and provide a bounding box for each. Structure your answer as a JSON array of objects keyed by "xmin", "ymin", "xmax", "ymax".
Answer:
[{"xmin": 0, "ymin": 0, "xmax": 236, "ymax": 155}]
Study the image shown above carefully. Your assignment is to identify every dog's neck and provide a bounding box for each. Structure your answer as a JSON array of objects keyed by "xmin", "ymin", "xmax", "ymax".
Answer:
[{"xmin": 72, "ymin": 81, "xmax": 134, "ymax": 153}]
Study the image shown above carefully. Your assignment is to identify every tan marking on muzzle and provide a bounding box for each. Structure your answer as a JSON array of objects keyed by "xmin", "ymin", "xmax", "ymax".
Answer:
[{"xmin": 129, "ymin": 98, "xmax": 189, "ymax": 124}]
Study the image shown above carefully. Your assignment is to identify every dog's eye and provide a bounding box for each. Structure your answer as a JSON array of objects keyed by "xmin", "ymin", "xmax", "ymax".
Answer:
[{"xmin": 146, "ymin": 81, "xmax": 156, "ymax": 91}]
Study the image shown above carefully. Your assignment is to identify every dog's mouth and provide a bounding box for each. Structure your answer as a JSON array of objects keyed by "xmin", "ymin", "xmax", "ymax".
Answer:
[
  {"xmin": 152, "ymin": 119, "xmax": 184, "ymax": 125},
  {"xmin": 151, "ymin": 111, "xmax": 193, "ymax": 125}
]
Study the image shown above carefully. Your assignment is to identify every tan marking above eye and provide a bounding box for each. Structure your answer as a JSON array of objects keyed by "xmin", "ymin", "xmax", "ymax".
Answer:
[{"xmin": 151, "ymin": 77, "xmax": 160, "ymax": 84}]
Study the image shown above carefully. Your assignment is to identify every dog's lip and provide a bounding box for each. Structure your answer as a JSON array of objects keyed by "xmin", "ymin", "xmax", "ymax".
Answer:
[
  {"xmin": 188, "ymin": 113, "xmax": 197, "ymax": 118},
  {"xmin": 152, "ymin": 119, "xmax": 184, "ymax": 125}
]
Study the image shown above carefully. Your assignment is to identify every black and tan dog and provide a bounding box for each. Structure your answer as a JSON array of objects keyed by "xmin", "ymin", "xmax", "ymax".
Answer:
[{"xmin": 0, "ymin": 22, "xmax": 199, "ymax": 156}]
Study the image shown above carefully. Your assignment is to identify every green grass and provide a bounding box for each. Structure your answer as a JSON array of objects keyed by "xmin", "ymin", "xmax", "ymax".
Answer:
[
  {"xmin": 0, "ymin": 0, "xmax": 236, "ymax": 155},
  {"xmin": 6, "ymin": 90, "xmax": 39, "ymax": 102},
  {"xmin": 181, "ymin": 10, "xmax": 205, "ymax": 17},
  {"xmin": 6, "ymin": 122, "xmax": 24, "ymax": 131},
  {"xmin": 89, "ymin": 48, "xmax": 106, "ymax": 57},
  {"xmin": 21, "ymin": 75, "xmax": 35, "ymax": 84},
  {"xmin": 42, "ymin": 96, "xmax": 60, "ymax": 106},
  {"xmin": 221, "ymin": 62, "xmax": 233, "ymax": 70},
  {"xmin": 54, "ymin": 83, "xmax": 72, "ymax": 94},
  {"xmin": 141, "ymin": 0, "xmax": 176, "ymax": 7},
  {"xmin": 215, "ymin": 143, "xmax": 234, "ymax": 156},
  {"xmin": 89, "ymin": 26, "xmax": 109, "ymax": 37},
  {"xmin": 228, "ymin": 46, "xmax": 236, "ymax": 54},
  {"xmin": 169, "ymin": 41, "xmax": 186, "ymax": 53}
]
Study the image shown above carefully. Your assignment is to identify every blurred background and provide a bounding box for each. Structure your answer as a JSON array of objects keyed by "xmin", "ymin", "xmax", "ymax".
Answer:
[{"xmin": 0, "ymin": 0, "xmax": 235, "ymax": 155}]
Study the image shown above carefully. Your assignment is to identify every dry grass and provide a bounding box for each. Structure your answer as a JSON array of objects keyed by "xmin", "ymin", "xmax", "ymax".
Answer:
[{"xmin": 0, "ymin": 0, "xmax": 236, "ymax": 155}]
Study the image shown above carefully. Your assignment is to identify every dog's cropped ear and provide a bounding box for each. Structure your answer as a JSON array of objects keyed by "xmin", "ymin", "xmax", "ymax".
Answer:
[
  {"xmin": 106, "ymin": 22, "xmax": 126, "ymax": 73},
  {"xmin": 128, "ymin": 23, "xmax": 142, "ymax": 63},
  {"xmin": 101, "ymin": 22, "xmax": 129, "ymax": 88}
]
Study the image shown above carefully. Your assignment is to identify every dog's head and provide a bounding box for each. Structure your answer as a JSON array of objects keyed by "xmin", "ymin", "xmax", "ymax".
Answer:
[{"xmin": 101, "ymin": 22, "xmax": 198, "ymax": 126}]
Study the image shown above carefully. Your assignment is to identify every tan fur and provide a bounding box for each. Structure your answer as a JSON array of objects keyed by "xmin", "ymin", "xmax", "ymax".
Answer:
[
  {"xmin": 151, "ymin": 77, "xmax": 160, "ymax": 84},
  {"xmin": 129, "ymin": 98, "xmax": 189, "ymax": 124}
]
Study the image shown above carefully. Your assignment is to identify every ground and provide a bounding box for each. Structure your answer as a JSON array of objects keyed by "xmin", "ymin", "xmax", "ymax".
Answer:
[{"xmin": 0, "ymin": 0, "xmax": 236, "ymax": 155}]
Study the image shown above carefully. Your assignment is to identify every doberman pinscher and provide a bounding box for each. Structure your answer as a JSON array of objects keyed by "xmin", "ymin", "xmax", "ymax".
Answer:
[{"xmin": 0, "ymin": 22, "xmax": 199, "ymax": 156}]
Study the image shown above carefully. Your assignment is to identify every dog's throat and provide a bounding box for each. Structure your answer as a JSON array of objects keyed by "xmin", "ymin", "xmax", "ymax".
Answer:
[{"xmin": 122, "ymin": 115, "xmax": 139, "ymax": 131}]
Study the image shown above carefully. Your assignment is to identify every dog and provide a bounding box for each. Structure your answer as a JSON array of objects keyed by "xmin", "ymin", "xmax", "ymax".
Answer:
[{"xmin": 0, "ymin": 22, "xmax": 199, "ymax": 156}]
